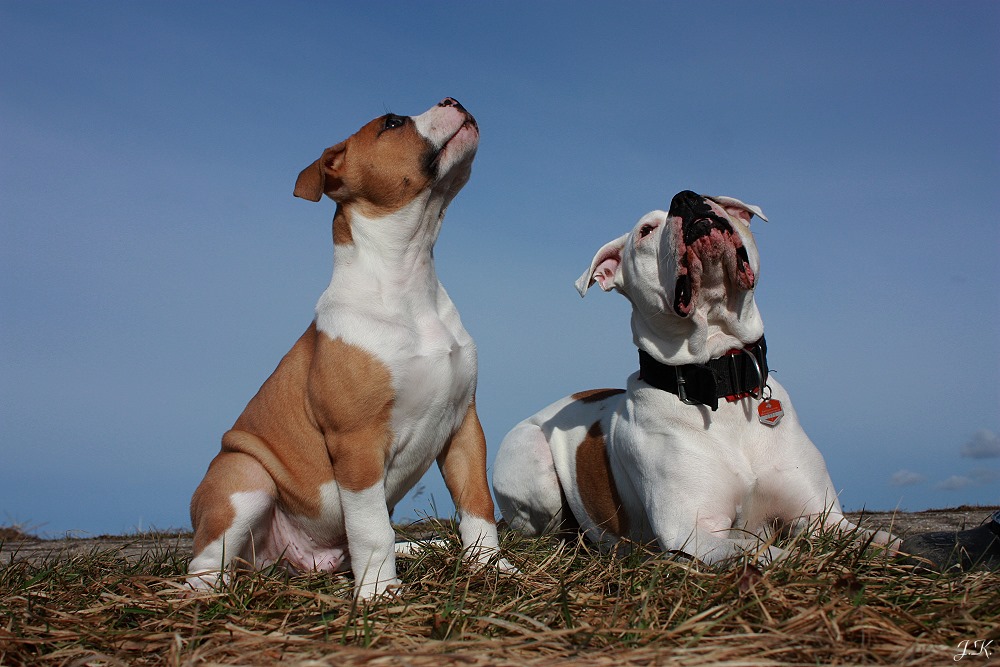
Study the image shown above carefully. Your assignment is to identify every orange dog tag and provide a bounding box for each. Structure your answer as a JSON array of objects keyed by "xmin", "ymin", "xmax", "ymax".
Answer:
[{"xmin": 758, "ymin": 399, "xmax": 784, "ymax": 426}]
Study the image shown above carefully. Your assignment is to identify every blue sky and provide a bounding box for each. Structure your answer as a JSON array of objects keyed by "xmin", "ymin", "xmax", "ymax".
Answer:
[{"xmin": 2, "ymin": 1, "xmax": 998, "ymax": 537}]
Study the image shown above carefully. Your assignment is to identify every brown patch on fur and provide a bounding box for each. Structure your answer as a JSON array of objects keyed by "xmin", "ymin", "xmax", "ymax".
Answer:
[
  {"xmin": 438, "ymin": 401, "xmax": 496, "ymax": 521},
  {"xmin": 309, "ymin": 330, "xmax": 395, "ymax": 492},
  {"xmin": 218, "ymin": 323, "xmax": 331, "ymax": 516},
  {"xmin": 571, "ymin": 388, "xmax": 626, "ymax": 404},
  {"xmin": 332, "ymin": 206, "xmax": 353, "ymax": 245},
  {"xmin": 576, "ymin": 420, "xmax": 629, "ymax": 537},
  {"xmin": 191, "ymin": 322, "xmax": 395, "ymax": 551}
]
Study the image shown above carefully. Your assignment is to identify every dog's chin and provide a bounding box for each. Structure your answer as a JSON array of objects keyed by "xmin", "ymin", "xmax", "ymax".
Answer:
[{"xmin": 432, "ymin": 123, "xmax": 479, "ymax": 175}]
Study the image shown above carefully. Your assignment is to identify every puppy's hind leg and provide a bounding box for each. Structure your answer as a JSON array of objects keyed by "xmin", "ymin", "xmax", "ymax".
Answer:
[
  {"xmin": 187, "ymin": 449, "xmax": 277, "ymax": 589},
  {"xmin": 493, "ymin": 422, "xmax": 568, "ymax": 537}
]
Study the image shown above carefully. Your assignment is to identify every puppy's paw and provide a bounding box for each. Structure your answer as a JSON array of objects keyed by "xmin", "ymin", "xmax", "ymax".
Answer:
[
  {"xmin": 394, "ymin": 538, "xmax": 448, "ymax": 557},
  {"xmin": 466, "ymin": 546, "xmax": 519, "ymax": 575},
  {"xmin": 494, "ymin": 556, "xmax": 520, "ymax": 575},
  {"xmin": 872, "ymin": 530, "xmax": 902, "ymax": 554},
  {"xmin": 355, "ymin": 576, "xmax": 403, "ymax": 601},
  {"xmin": 185, "ymin": 570, "xmax": 228, "ymax": 592}
]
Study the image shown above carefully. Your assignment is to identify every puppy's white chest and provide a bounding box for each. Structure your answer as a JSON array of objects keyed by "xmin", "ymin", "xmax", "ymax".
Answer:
[
  {"xmin": 317, "ymin": 278, "xmax": 475, "ymax": 459},
  {"xmin": 391, "ymin": 308, "xmax": 476, "ymax": 434}
]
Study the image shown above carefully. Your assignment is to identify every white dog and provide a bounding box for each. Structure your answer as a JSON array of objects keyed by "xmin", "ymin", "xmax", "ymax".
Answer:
[{"xmin": 493, "ymin": 190, "xmax": 897, "ymax": 564}]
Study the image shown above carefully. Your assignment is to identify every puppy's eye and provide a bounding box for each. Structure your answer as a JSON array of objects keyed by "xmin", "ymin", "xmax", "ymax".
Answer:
[
  {"xmin": 639, "ymin": 224, "xmax": 656, "ymax": 239},
  {"xmin": 383, "ymin": 115, "xmax": 405, "ymax": 130}
]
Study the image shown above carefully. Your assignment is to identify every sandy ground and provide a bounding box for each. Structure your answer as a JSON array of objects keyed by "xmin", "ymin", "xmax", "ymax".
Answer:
[{"xmin": 2, "ymin": 506, "xmax": 996, "ymax": 567}]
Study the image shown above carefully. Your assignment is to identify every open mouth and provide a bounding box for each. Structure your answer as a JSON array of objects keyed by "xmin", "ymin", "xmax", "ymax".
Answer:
[{"xmin": 669, "ymin": 192, "xmax": 755, "ymax": 317}]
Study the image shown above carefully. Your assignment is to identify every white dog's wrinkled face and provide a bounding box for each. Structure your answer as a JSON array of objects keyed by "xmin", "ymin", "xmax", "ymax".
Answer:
[
  {"xmin": 577, "ymin": 191, "xmax": 765, "ymax": 309},
  {"xmin": 659, "ymin": 191, "xmax": 764, "ymax": 317},
  {"xmin": 576, "ymin": 190, "xmax": 768, "ymax": 362}
]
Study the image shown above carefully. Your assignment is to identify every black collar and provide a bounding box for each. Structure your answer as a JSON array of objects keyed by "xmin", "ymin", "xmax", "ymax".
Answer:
[{"xmin": 638, "ymin": 337, "xmax": 768, "ymax": 411}]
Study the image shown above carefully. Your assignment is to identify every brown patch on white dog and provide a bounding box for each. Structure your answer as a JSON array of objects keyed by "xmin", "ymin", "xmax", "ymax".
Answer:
[{"xmin": 576, "ymin": 421, "xmax": 629, "ymax": 537}]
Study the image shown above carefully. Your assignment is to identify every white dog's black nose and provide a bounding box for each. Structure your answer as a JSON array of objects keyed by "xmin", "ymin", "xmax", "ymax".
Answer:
[
  {"xmin": 668, "ymin": 190, "xmax": 703, "ymax": 217},
  {"xmin": 669, "ymin": 190, "xmax": 733, "ymax": 246}
]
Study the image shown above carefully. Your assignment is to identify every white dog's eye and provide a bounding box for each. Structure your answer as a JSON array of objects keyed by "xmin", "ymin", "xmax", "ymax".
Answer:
[{"xmin": 639, "ymin": 224, "xmax": 656, "ymax": 239}]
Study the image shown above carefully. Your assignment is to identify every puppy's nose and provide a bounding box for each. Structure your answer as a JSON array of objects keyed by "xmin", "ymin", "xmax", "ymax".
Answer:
[
  {"xmin": 439, "ymin": 97, "xmax": 476, "ymax": 128},
  {"xmin": 439, "ymin": 97, "xmax": 465, "ymax": 111},
  {"xmin": 668, "ymin": 190, "xmax": 703, "ymax": 216}
]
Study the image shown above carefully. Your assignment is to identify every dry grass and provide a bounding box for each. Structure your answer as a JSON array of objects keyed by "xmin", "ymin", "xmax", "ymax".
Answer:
[{"xmin": 1, "ymin": 519, "xmax": 997, "ymax": 666}]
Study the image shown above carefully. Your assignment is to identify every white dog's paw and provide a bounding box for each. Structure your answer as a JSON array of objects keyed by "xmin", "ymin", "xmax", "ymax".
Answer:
[
  {"xmin": 181, "ymin": 570, "xmax": 232, "ymax": 598},
  {"xmin": 752, "ymin": 545, "xmax": 788, "ymax": 566}
]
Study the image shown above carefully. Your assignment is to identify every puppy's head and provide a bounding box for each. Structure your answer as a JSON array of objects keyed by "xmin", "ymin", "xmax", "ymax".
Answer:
[
  {"xmin": 293, "ymin": 98, "xmax": 479, "ymax": 217},
  {"xmin": 576, "ymin": 191, "xmax": 767, "ymax": 357}
]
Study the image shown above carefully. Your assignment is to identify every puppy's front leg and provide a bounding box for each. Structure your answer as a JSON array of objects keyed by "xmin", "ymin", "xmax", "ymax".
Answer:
[
  {"xmin": 438, "ymin": 400, "xmax": 517, "ymax": 573},
  {"xmin": 341, "ymin": 481, "xmax": 399, "ymax": 599},
  {"xmin": 330, "ymin": 429, "xmax": 399, "ymax": 600}
]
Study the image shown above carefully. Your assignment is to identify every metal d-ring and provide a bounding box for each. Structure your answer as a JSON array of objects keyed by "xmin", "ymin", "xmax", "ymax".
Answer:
[
  {"xmin": 739, "ymin": 346, "xmax": 764, "ymax": 400},
  {"xmin": 674, "ymin": 366, "xmax": 698, "ymax": 405}
]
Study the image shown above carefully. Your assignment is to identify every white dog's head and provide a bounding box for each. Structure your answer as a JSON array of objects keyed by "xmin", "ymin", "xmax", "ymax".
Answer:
[{"xmin": 576, "ymin": 191, "xmax": 768, "ymax": 364}]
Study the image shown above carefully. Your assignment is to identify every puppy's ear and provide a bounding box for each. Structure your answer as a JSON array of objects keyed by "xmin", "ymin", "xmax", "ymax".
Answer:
[
  {"xmin": 708, "ymin": 196, "xmax": 768, "ymax": 224},
  {"xmin": 576, "ymin": 234, "xmax": 627, "ymax": 296},
  {"xmin": 293, "ymin": 141, "xmax": 347, "ymax": 202}
]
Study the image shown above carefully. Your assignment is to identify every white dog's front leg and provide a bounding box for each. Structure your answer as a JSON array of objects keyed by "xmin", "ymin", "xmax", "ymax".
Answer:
[
  {"xmin": 341, "ymin": 483, "xmax": 399, "ymax": 599},
  {"xmin": 822, "ymin": 513, "xmax": 901, "ymax": 552},
  {"xmin": 647, "ymin": 493, "xmax": 786, "ymax": 566},
  {"xmin": 666, "ymin": 524, "xmax": 787, "ymax": 566}
]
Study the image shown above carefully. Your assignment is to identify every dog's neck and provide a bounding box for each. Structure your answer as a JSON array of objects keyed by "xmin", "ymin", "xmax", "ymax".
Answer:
[
  {"xmin": 332, "ymin": 160, "xmax": 468, "ymax": 261},
  {"xmin": 631, "ymin": 288, "xmax": 764, "ymax": 366},
  {"xmin": 321, "ymin": 184, "xmax": 462, "ymax": 314}
]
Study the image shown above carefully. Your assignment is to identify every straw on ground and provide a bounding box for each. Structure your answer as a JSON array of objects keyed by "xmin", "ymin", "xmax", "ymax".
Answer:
[{"xmin": 1, "ymin": 518, "xmax": 997, "ymax": 666}]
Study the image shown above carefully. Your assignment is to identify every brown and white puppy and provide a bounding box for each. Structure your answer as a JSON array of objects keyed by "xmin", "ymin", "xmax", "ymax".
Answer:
[
  {"xmin": 188, "ymin": 98, "xmax": 512, "ymax": 599},
  {"xmin": 493, "ymin": 191, "xmax": 898, "ymax": 564}
]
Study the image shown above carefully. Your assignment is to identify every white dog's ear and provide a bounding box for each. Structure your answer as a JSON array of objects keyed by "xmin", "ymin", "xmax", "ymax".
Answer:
[
  {"xmin": 709, "ymin": 196, "xmax": 768, "ymax": 224},
  {"xmin": 576, "ymin": 234, "xmax": 627, "ymax": 296}
]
